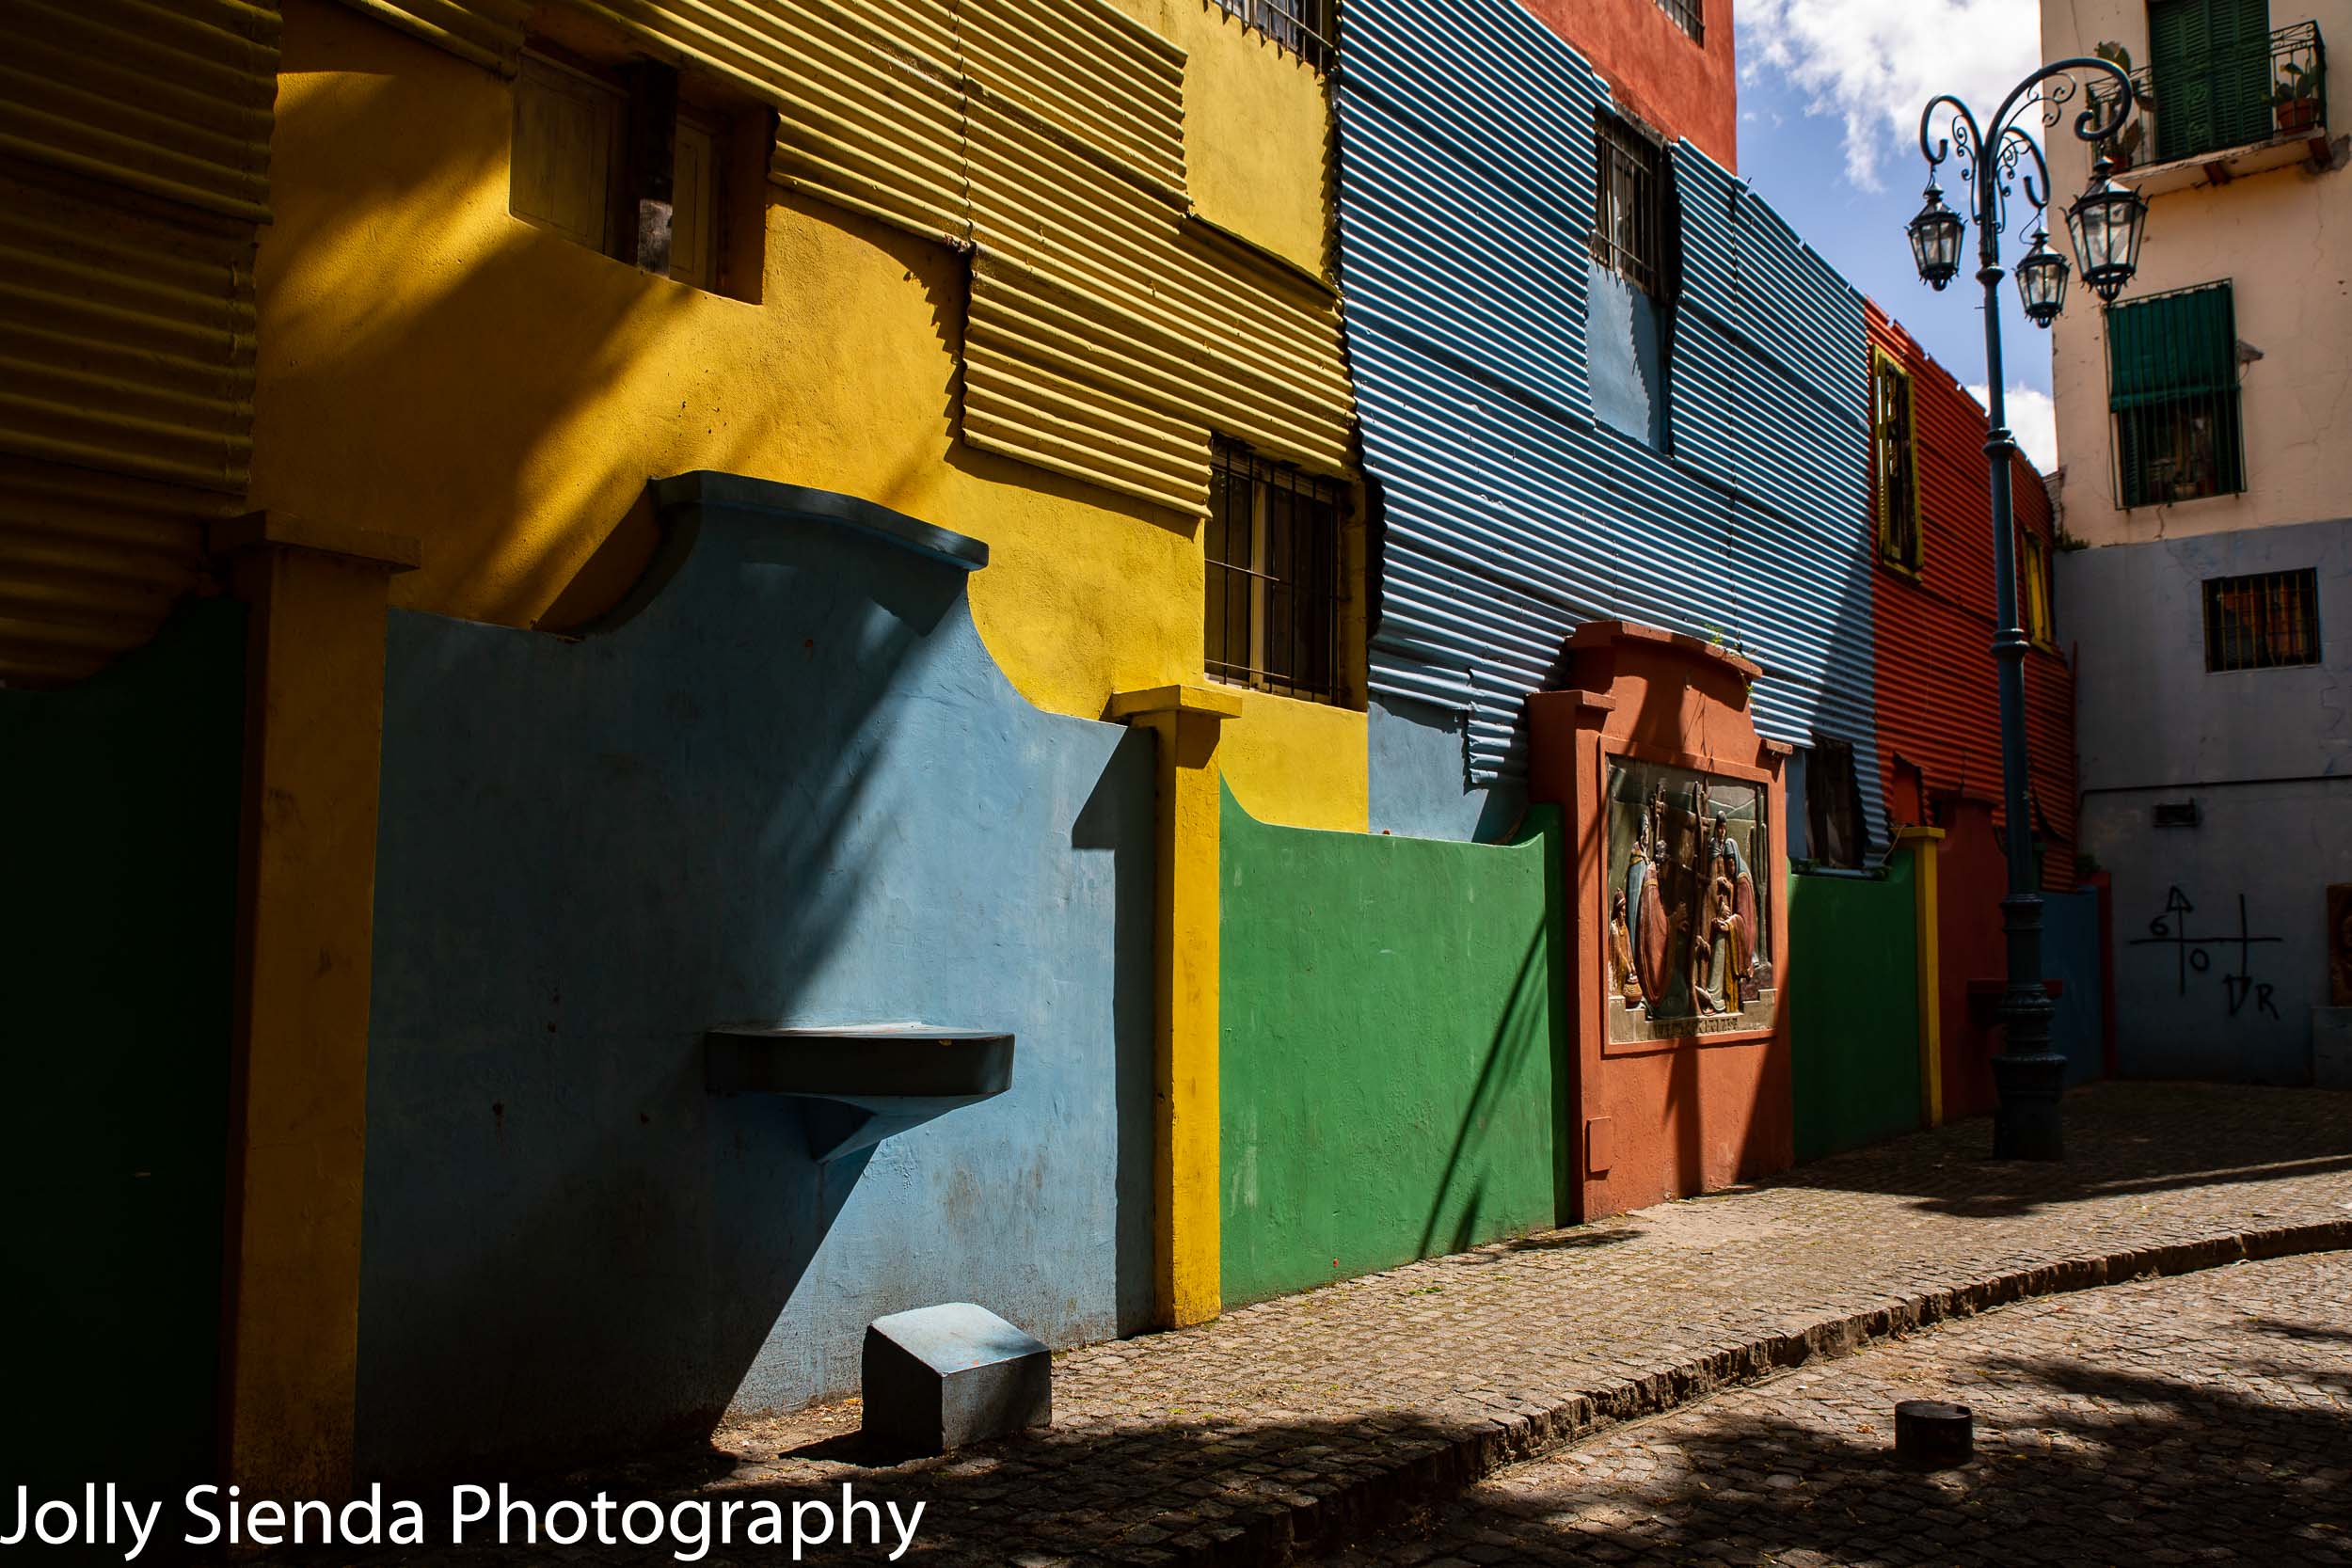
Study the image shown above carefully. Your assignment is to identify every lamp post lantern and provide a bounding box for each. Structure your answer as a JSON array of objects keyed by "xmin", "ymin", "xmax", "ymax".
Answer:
[{"xmin": 1907, "ymin": 61, "xmax": 2148, "ymax": 1161}]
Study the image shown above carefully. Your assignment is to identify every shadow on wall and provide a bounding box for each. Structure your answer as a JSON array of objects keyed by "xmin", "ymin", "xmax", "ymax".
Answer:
[
  {"xmin": 1217, "ymin": 797, "xmax": 1567, "ymax": 1306},
  {"xmin": 358, "ymin": 477, "xmax": 1154, "ymax": 1479},
  {"xmin": 0, "ymin": 602, "xmax": 246, "ymax": 1497}
]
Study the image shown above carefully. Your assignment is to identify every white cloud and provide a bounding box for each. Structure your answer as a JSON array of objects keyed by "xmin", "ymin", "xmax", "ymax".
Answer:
[
  {"xmin": 1967, "ymin": 382, "xmax": 2059, "ymax": 472},
  {"xmin": 1740, "ymin": 0, "xmax": 2043, "ymax": 189}
]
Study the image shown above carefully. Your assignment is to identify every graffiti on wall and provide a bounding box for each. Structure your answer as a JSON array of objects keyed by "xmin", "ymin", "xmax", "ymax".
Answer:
[
  {"xmin": 1606, "ymin": 758, "xmax": 1777, "ymax": 1042},
  {"xmin": 2126, "ymin": 886, "xmax": 2284, "ymax": 1021}
]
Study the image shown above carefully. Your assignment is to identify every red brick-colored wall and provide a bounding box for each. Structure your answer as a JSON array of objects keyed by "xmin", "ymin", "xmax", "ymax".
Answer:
[
  {"xmin": 1518, "ymin": 0, "xmax": 1738, "ymax": 170},
  {"xmin": 1865, "ymin": 302, "xmax": 2077, "ymax": 895},
  {"xmin": 1866, "ymin": 304, "xmax": 2084, "ymax": 1118},
  {"xmin": 1528, "ymin": 621, "xmax": 1792, "ymax": 1222}
]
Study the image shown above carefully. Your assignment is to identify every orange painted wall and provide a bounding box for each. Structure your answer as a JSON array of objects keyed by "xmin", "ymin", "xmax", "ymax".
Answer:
[
  {"xmin": 1517, "ymin": 0, "xmax": 1737, "ymax": 169},
  {"xmin": 1528, "ymin": 622, "xmax": 1792, "ymax": 1222}
]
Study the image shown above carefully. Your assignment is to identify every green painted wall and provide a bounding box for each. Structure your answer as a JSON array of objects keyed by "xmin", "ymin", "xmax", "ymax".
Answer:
[
  {"xmin": 1218, "ymin": 789, "xmax": 1566, "ymax": 1307},
  {"xmin": 1788, "ymin": 859, "xmax": 1922, "ymax": 1162},
  {"xmin": 0, "ymin": 601, "xmax": 246, "ymax": 1494}
]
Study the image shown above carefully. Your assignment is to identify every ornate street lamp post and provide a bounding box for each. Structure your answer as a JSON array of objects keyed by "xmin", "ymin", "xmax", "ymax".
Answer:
[{"xmin": 1906, "ymin": 63, "xmax": 2149, "ymax": 1160}]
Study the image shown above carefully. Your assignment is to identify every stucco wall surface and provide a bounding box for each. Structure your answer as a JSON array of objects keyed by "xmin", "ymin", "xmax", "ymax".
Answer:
[
  {"xmin": 1517, "ymin": 0, "xmax": 1737, "ymax": 167},
  {"xmin": 2040, "ymin": 0, "xmax": 2352, "ymax": 548},
  {"xmin": 0, "ymin": 602, "xmax": 246, "ymax": 1495},
  {"xmin": 1787, "ymin": 863, "xmax": 1921, "ymax": 1162},
  {"xmin": 358, "ymin": 482, "xmax": 1155, "ymax": 1474},
  {"xmin": 1217, "ymin": 792, "xmax": 1565, "ymax": 1306},
  {"xmin": 2062, "ymin": 517, "xmax": 2352, "ymax": 1082},
  {"xmin": 255, "ymin": 0, "xmax": 1366, "ymax": 836}
]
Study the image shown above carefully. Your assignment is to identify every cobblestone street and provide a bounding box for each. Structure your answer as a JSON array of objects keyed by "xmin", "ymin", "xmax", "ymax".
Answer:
[
  {"xmin": 1321, "ymin": 1250, "xmax": 2352, "ymax": 1568},
  {"xmin": 261, "ymin": 1083, "xmax": 2352, "ymax": 1566}
]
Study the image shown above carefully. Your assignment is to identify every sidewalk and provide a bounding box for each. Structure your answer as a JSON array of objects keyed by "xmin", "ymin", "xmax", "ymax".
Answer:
[{"xmin": 321, "ymin": 1083, "xmax": 2352, "ymax": 1566}]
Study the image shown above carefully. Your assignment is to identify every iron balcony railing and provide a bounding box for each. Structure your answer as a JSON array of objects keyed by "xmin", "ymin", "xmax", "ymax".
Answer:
[{"xmin": 2097, "ymin": 19, "xmax": 2327, "ymax": 167}]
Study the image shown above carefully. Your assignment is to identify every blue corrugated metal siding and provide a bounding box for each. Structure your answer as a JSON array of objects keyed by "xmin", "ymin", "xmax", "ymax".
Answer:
[{"xmin": 1336, "ymin": 0, "xmax": 1884, "ymax": 838}]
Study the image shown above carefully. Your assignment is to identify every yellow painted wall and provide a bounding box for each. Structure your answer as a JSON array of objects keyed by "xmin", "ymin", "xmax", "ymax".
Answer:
[{"xmin": 253, "ymin": 0, "xmax": 1366, "ymax": 830}]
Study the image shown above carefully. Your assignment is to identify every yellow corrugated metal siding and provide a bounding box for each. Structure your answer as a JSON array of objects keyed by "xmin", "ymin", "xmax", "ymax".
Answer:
[
  {"xmin": 335, "ymin": 0, "xmax": 1353, "ymax": 515},
  {"xmin": 0, "ymin": 0, "xmax": 276, "ymax": 685}
]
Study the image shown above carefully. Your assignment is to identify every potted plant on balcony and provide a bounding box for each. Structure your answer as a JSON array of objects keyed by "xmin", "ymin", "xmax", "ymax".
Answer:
[
  {"xmin": 2093, "ymin": 42, "xmax": 2151, "ymax": 167},
  {"xmin": 2275, "ymin": 60, "xmax": 2322, "ymax": 135}
]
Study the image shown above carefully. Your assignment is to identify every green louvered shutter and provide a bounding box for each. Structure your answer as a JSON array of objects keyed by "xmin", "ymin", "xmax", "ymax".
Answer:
[
  {"xmin": 2152, "ymin": 0, "xmax": 2273, "ymax": 159},
  {"xmin": 2106, "ymin": 283, "xmax": 2244, "ymax": 506}
]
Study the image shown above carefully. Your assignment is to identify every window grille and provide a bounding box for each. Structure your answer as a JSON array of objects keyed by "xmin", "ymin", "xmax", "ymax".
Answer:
[
  {"xmin": 1871, "ymin": 351, "xmax": 1921, "ymax": 572},
  {"xmin": 1211, "ymin": 0, "xmax": 1330, "ymax": 69},
  {"xmin": 2106, "ymin": 281, "xmax": 2244, "ymax": 508},
  {"xmin": 2203, "ymin": 568, "xmax": 2321, "ymax": 671},
  {"xmin": 1656, "ymin": 0, "xmax": 1703, "ymax": 41},
  {"xmin": 1205, "ymin": 442, "xmax": 1347, "ymax": 704},
  {"xmin": 1592, "ymin": 113, "xmax": 1665, "ymax": 299}
]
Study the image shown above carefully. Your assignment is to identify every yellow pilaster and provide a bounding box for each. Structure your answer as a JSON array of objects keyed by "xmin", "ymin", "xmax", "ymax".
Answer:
[
  {"xmin": 214, "ymin": 511, "xmax": 418, "ymax": 1497},
  {"xmin": 1897, "ymin": 826, "xmax": 1946, "ymax": 1130},
  {"xmin": 1108, "ymin": 683, "xmax": 1241, "ymax": 1328}
]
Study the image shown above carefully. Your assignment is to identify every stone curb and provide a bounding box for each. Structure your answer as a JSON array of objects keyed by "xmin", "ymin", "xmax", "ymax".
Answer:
[{"xmin": 1166, "ymin": 1217, "xmax": 2352, "ymax": 1567}]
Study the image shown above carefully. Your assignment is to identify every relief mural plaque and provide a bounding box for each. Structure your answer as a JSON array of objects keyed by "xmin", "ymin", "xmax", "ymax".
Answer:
[{"xmin": 1605, "ymin": 757, "xmax": 1777, "ymax": 1043}]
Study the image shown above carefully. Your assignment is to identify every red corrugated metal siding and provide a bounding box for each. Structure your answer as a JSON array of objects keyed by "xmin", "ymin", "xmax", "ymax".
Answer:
[{"xmin": 1865, "ymin": 302, "xmax": 2077, "ymax": 894}]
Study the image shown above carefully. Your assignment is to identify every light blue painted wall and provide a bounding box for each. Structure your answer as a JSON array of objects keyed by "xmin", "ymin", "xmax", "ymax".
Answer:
[
  {"xmin": 2042, "ymin": 888, "xmax": 2106, "ymax": 1087},
  {"xmin": 1587, "ymin": 263, "xmax": 1665, "ymax": 450},
  {"xmin": 2061, "ymin": 516, "xmax": 2352, "ymax": 1083},
  {"xmin": 1335, "ymin": 0, "xmax": 1883, "ymax": 842},
  {"xmin": 1366, "ymin": 694, "xmax": 1528, "ymax": 842},
  {"xmin": 358, "ymin": 476, "xmax": 1155, "ymax": 1475}
]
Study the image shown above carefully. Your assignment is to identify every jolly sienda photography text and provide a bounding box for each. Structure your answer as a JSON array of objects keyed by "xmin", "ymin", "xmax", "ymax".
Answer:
[{"xmin": 3, "ymin": 1482, "xmax": 927, "ymax": 1562}]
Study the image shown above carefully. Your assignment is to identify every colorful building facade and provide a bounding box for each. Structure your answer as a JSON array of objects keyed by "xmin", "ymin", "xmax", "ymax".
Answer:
[
  {"xmin": 8, "ymin": 0, "xmax": 2142, "ymax": 1504},
  {"xmin": 2041, "ymin": 0, "xmax": 2352, "ymax": 1085}
]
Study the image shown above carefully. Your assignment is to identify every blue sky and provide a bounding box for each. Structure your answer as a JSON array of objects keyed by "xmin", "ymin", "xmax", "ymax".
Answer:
[{"xmin": 1732, "ymin": 0, "xmax": 2060, "ymax": 467}]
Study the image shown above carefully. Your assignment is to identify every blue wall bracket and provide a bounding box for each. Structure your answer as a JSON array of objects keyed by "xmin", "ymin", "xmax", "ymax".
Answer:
[{"xmin": 704, "ymin": 1025, "xmax": 1016, "ymax": 1164}]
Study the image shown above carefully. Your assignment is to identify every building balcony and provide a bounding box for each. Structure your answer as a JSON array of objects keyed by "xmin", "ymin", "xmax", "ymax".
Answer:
[{"xmin": 2095, "ymin": 20, "xmax": 2330, "ymax": 197}]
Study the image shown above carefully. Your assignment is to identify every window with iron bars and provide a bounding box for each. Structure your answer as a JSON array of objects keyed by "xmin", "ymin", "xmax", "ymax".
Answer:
[
  {"xmin": 1657, "ymin": 0, "xmax": 1703, "ymax": 41},
  {"xmin": 2106, "ymin": 280, "xmax": 2245, "ymax": 508},
  {"xmin": 1204, "ymin": 442, "xmax": 1348, "ymax": 705},
  {"xmin": 2203, "ymin": 568, "xmax": 2321, "ymax": 672},
  {"xmin": 1211, "ymin": 0, "xmax": 1330, "ymax": 69},
  {"xmin": 1593, "ymin": 113, "xmax": 1666, "ymax": 300}
]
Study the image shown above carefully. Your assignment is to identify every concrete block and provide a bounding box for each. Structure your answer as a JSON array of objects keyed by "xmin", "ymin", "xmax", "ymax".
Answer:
[
  {"xmin": 2314, "ymin": 1007, "xmax": 2352, "ymax": 1089},
  {"xmin": 862, "ymin": 1303, "xmax": 1050, "ymax": 1456}
]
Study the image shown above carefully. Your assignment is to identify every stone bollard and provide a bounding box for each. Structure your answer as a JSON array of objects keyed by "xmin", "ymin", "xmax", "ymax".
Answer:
[
  {"xmin": 1894, "ymin": 1400, "xmax": 1974, "ymax": 1468},
  {"xmin": 862, "ymin": 1303, "xmax": 1052, "ymax": 1457}
]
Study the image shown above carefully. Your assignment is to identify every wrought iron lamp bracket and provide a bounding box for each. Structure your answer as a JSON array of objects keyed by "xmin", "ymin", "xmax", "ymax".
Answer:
[{"xmin": 1918, "ymin": 57, "xmax": 2137, "ymax": 266}]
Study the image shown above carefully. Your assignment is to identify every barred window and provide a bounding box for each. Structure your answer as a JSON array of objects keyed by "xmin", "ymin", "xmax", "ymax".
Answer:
[
  {"xmin": 2106, "ymin": 281, "xmax": 2245, "ymax": 508},
  {"xmin": 1593, "ymin": 113, "xmax": 1666, "ymax": 300},
  {"xmin": 2203, "ymin": 569, "xmax": 2320, "ymax": 672},
  {"xmin": 1805, "ymin": 736, "xmax": 1867, "ymax": 870},
  {"xmin": 1212, "ymin": 0, "xmax": 1329, "ymax": 69},
  {"xmin": 1657, "ymin": 0, "xmax": 1703, "ymax": 41},
  {"xmin": 1204, "ymin": 442, "xmax": 1347, "ymax": 705},
  {"xmin": 1871, "ymin": 351, "xmax": 1921, "ymax": 572}
]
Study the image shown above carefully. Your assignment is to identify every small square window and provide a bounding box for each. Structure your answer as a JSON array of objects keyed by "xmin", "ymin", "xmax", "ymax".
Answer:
[
  {"xmin": 512, "ymin": 47, "xmax": 760, "ymax": 299},
  {"xmin": 2203, "ymin": 568, "xmax": 2321, "ymax": 672},
  {"xmin": 1205, "ymin": 442, "xmax": 1348, "ymax": 705},
  {"xmin": 1211, "ymin": 0, "xmax": 1329, "ymax": 68},
  {"xmin": 1593, "ymin": 113, "xmax": 1668, "ymax": 302},
  {"xmin": 1656, "ymin": 0, "xmax": 1703, "ymax": 41}
]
